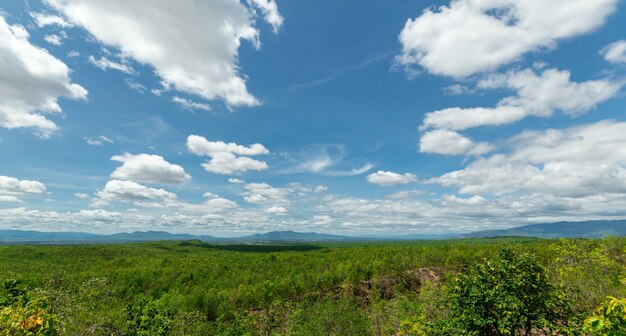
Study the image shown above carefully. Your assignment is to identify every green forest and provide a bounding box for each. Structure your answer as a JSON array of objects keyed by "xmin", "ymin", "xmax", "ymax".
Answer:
[{"xmin": 1, "ymin": 237, "xmax": 625, "ymax": 335}]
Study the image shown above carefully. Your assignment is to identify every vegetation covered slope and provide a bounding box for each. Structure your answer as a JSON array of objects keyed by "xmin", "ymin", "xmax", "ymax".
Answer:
[{"xmin": 0, "ymin": 237, "xmax": 624, "ymax": 335}]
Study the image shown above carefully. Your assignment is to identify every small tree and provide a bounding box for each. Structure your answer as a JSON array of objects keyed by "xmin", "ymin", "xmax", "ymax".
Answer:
[{"xmin": 444, "ymin": 248, "xmax": 573, "ymax": 335}]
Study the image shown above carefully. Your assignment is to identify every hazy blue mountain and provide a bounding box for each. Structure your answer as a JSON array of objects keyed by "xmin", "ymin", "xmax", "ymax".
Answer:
[
  {"xmin": 0, "ymin": 230, "xmax": 102, "ymax": 243},
  {"xmin": 464, "ymin": 220, "xmax": 626, "ymax": 238},
  {"xmin": 2, "ymin": 220, "xmax": 625, "ymax": 244},
  {"xmin": 107, "ymin": 231, "xmax": 216, "ymax": 242}
]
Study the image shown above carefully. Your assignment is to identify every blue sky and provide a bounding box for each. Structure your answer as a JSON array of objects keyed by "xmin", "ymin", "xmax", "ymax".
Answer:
[{"xmin": 1, "ymin": 0, "xmax": 626, "ymax": 236}]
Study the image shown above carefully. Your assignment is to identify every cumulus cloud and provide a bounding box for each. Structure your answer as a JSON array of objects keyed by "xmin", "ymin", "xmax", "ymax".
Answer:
[
  {"xmin": 367, "ymin": 171, "xmax": 417, "ymax": 187},
  {"xmin": 601, "ymin": 40, "xmax": 626, "ymax": 64},
  {"xmin": 421, "ymin": 68, "xmax": 621, "ymax": 131},
  {"xmin": 187, "ymin": 135, "xmax": 269, "ymax": 175},
  {"xmin": 0, "ymin": 176, "xmax": 47, "ymax": 196},
  {"xmin": 419, "ymin": 129, "xmax": 493, "ymax": 155},
  {"xmin": 266, "ymin": 205, "xmax": 287, "ymax": 215},
  {"xmin": 431, "ymin": 120, "xmax": 626, "ymax": 198},
  {"xmin": 0, "ymin": 176, "xmax": 47, "ymax": 203},
  {"xmin": 397, "ymin": 0, "xmax": 617, "ymax": 77},
  {"xmin": 201, "ymin": 192, "xmax": 239, "ymax": 210},
  {"xmin": 110, "ymin": 153, "xmax": 191, "ymax": 184},
  {"xmin": 242, "ymin": 182, "xmax": 289, "ymax": 205},
  {"xmin": 45, "ymin": 0, "xmax": 283, "ymax": 107},
  {"xmin": 228, "ymin": 178, "xmax": 245, "ymax": 184},
  {"xmin": 0, "ymin": 16, "xmax": 88, "ymax": 137},
  {"xmin": 93, "ymin": 180, "xmax": 178, "ymax": 207}
]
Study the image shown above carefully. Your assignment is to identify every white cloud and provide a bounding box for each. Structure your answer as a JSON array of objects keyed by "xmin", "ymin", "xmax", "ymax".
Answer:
[
  {"xmin": 385, "ymin": 190, "xmax": 424, "ymax": 200},
  {"xmin": 88, "ymin": 55, "xmax": 134, "ymax": 74},
  {"xmin": 367, "ymin": 171, "xmax": 417, "ymax": 187},
  {"xmin": 321, "ymin": 192, "xmax": 626, "ymax": 235},
  {"xmin": 228, "ymin": 178, "xmax": 245, "ymax": 184},
  {"xmin": 601, "ymin": 40, "xmax": 626, "ymax": 64},
  {"xmin": 443, "ymin": 84, "xmax": 473, "ymax": 95},
  {"xmin": 397, "ymin": 0, "xmax": 618, "ymax": 77},
  {"xmin": 125, "ymin": 79, "xmax": 147, "ymax": 93},
  {"xmin": 44, "ymin": 34, "xmax": 64, "ymax": 45},
  {"xmin": 172, "ymin": 96, "xmax": 211, "ymax": 111},
  {"xmin": 249, "ymin": 0, "xmax": 284, "ymax": 33},
  {"xmin": 110, "ymin": 153, "xmax": 191, "ymax": 184},
  {"xmin": 187, "ymin": 135, "xmax": 269, "ymax": 175},
  {"xmin": 314, "ymin": 185, "xmax": 328, "ymax": 193},
  {"xmin": 325, "ymin": 163, "xmax": 375, "ymax": 177},
  {"xmin": 419, "ymin": 129, "xmax": 493, "ymax": 155},
  {"xmin": 266, "ymin": 205, "xmax": 287, "ymax": 215},
  {"xmin": 431, "ymin": 120, "xmax": 626, "ymax": 198},
  {"xmin": 283, "ymin": 146, "xmax": 343, "ymax": 174},
  {"xmin": 29, "ymin": 12, "xmax": 72, "ymax": 28},
  {"xmin": 46, "ymin": 0, "xmax": 283, "ymax": 107},
  {"xmin": 93, "ymin": 180, "xmax": 178, "ymax": 207},
  {"xmin": 421, "ymin": 68, "xmax": 621, "ymax": 131},
  {"xmin": 85, "ymin": 135, "xmax": 114, "ymax": 146},
  {"xmin": 282, "ymin": 145, "xmax": 373, "ymax": 176},
  {"xmin": 0, "ymin": 176, "xmax": 47, "ymax": 196},
  {"xmin": 243, "ymin": 182, "xmax": 289, "ymax": 205},
  {"xmin": 201, "ymin": 192, "xmax": 238, "ymax": 210},
  {"xmin": 0, "ymin": 176, "xmax": 46, "ymax": 203},
  {"xmin": 0, "ymin": 195, "xmax": 24, "ymax": 203},
  {"xmin": 0, "ymin": 16, "xmax": 87, "ymax": 137},
  {"xmin": 295, "ymin": 154, "xmax": 335, "ymax": 173},
  {"xmin": 67, "ymin": 50, "xmax": 79, "ymax": 58},
  {"xmin": 75, "ymin": 193, "xmax": 89, "ymax": 199}
]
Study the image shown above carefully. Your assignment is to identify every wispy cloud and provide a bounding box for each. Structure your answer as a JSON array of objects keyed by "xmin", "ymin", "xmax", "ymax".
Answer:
[
  {"xmin": 289, "ymin": 53, "xmax": 390, "ymax": 90},
  {"xmin": 324, "ymin": 163, "xmax": 374, "ymax": 176}
]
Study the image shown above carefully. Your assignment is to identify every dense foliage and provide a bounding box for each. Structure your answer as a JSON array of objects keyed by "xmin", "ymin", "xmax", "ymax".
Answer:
[
  {"xmin": 0, "ymin": 279, "xmax": 58, "ymax": 335},
  {"xmin": 0, "ymin": 237, "xmax": 624, "ymax": 335}
]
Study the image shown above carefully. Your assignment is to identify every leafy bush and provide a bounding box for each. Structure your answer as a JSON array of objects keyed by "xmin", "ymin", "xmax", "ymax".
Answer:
[
  {"xmin": 126, "ymin": 296, "xmax": 175, "ymax": 336},
  {"xmin": 0, "ymin": 279, "xmax": 58, "ymax": 336},
  {"xmin": 584, "ymin": 296, "xmax": 626, "ymax": 335},
  {"xmin": 442, "ymin": 248, "xmax": 576, "ymax": 335}
]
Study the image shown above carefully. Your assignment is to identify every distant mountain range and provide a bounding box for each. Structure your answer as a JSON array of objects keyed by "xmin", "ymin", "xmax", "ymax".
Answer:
[
  {"xmin": 0, "ymin": 229, "xmax": 356, "ymax": 244},
  {"xmin": 1, "ymin": 220, "xmax": 625, "ymax": 244},
  {"xmin": 462, "ymin": 220, "xmax": 626, "ymax": 239}
]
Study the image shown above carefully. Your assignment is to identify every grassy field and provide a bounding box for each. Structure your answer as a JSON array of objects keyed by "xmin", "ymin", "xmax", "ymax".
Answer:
[{"xmin": 1, "ymin": 237, "xmax": 624, "ymax": 335}]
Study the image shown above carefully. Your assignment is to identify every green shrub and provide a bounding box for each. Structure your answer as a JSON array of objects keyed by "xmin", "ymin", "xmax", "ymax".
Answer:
[
  {"xmin": 442, "ymin": 248, "xmax": 576, "ymax": 335},
  {"xmin": 584, "ymin": 296, "xmax": 626, "ymax": 335},
  {"xmin": 0, "ymin": 279, "xmax": 58, "ymax": 336}
]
